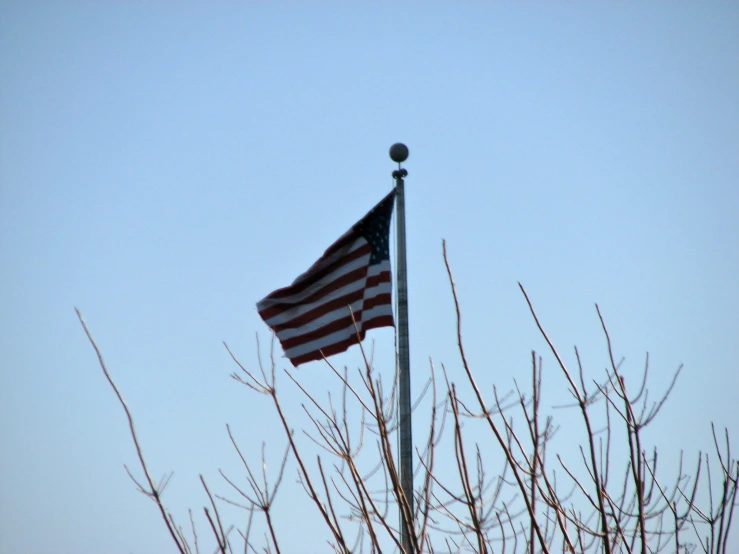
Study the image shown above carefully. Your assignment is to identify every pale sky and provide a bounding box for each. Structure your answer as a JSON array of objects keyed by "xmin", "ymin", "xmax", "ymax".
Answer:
[{"xmin": 1, "ymin": 2, "xmax": 738, "ymax": 553}]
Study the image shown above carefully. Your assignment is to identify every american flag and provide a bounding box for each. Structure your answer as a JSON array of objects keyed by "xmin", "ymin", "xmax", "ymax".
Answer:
[{"xmin": 257, "ymin": 191, "xmax": 395, "ymax": 366}]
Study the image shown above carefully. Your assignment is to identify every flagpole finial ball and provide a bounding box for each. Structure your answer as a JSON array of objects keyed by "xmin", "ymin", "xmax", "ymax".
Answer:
[{"xmin": 389, "ymin": 143, "xmax": 409, "ymax": 163}]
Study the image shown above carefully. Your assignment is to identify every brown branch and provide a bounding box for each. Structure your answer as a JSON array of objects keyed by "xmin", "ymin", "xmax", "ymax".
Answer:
[
  {"xmin": 443, "ymin": 241, "xmax": 549, "ymax": 554},
  {"xmin": 516, "ymin": 288, "xmax": 612, "ymax": 554},
  {"xmin": 75, "ymin": 308, "xmax": 188, "ymax": 554}
]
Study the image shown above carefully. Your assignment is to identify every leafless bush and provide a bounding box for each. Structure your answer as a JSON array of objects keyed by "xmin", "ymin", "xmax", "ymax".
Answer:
[{"xmin": 77, "ymin": 244, "xmax": 737, "ymax": 553}]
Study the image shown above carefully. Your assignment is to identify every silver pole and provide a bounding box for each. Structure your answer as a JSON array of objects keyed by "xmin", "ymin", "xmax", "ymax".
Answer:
[{"xmin": 390, "ymin": 143, "xmax": 413, "ymax": 553}]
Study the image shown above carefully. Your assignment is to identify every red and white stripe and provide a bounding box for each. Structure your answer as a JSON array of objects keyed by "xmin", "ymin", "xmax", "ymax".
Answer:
[{"xmin": 257, "ymin": 233, "xmax": 393, "ymax": 366}]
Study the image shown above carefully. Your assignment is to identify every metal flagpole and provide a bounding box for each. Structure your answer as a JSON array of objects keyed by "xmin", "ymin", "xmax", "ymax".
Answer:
[{"xmin": 390, "ymin": 142, "xmax": 414, "ymax": 553}]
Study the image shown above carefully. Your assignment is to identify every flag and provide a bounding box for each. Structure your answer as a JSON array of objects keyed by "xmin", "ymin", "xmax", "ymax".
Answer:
[{"xmin": 257, "ymin": 191, "xmax": 396, "ymax": 366}]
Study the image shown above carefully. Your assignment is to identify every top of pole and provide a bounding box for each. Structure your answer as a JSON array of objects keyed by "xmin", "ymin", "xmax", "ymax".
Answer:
[
  {"xmin": 390, "ymin": 143, "xmax": 409, "ymax": 181},
  {"xmin": 389, "ymin": 143, "xmax": 409, "ymax": 164}
]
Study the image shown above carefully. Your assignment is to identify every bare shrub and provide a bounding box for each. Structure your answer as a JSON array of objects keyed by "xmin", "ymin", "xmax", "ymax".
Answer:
[{"xmin": 77, "ymin": 244, "xmax": 738, "ymax": 553}]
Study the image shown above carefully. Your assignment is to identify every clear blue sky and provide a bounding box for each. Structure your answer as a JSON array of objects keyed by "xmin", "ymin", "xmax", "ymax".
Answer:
[{"xmin": 1, "ymin": 3, "xmax": 737, "ymax": 553}]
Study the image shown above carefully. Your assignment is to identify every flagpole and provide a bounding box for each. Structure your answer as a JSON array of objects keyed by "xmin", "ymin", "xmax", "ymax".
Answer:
[{"xmin": 390, "ymin": 142, "xmax": 414, "ymax": 553}]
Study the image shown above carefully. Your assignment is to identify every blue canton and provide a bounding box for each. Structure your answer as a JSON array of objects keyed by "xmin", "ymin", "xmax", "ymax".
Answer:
[{"xmin": 354, "ymin": 191, "xmax": 394, "ymax": 265}]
